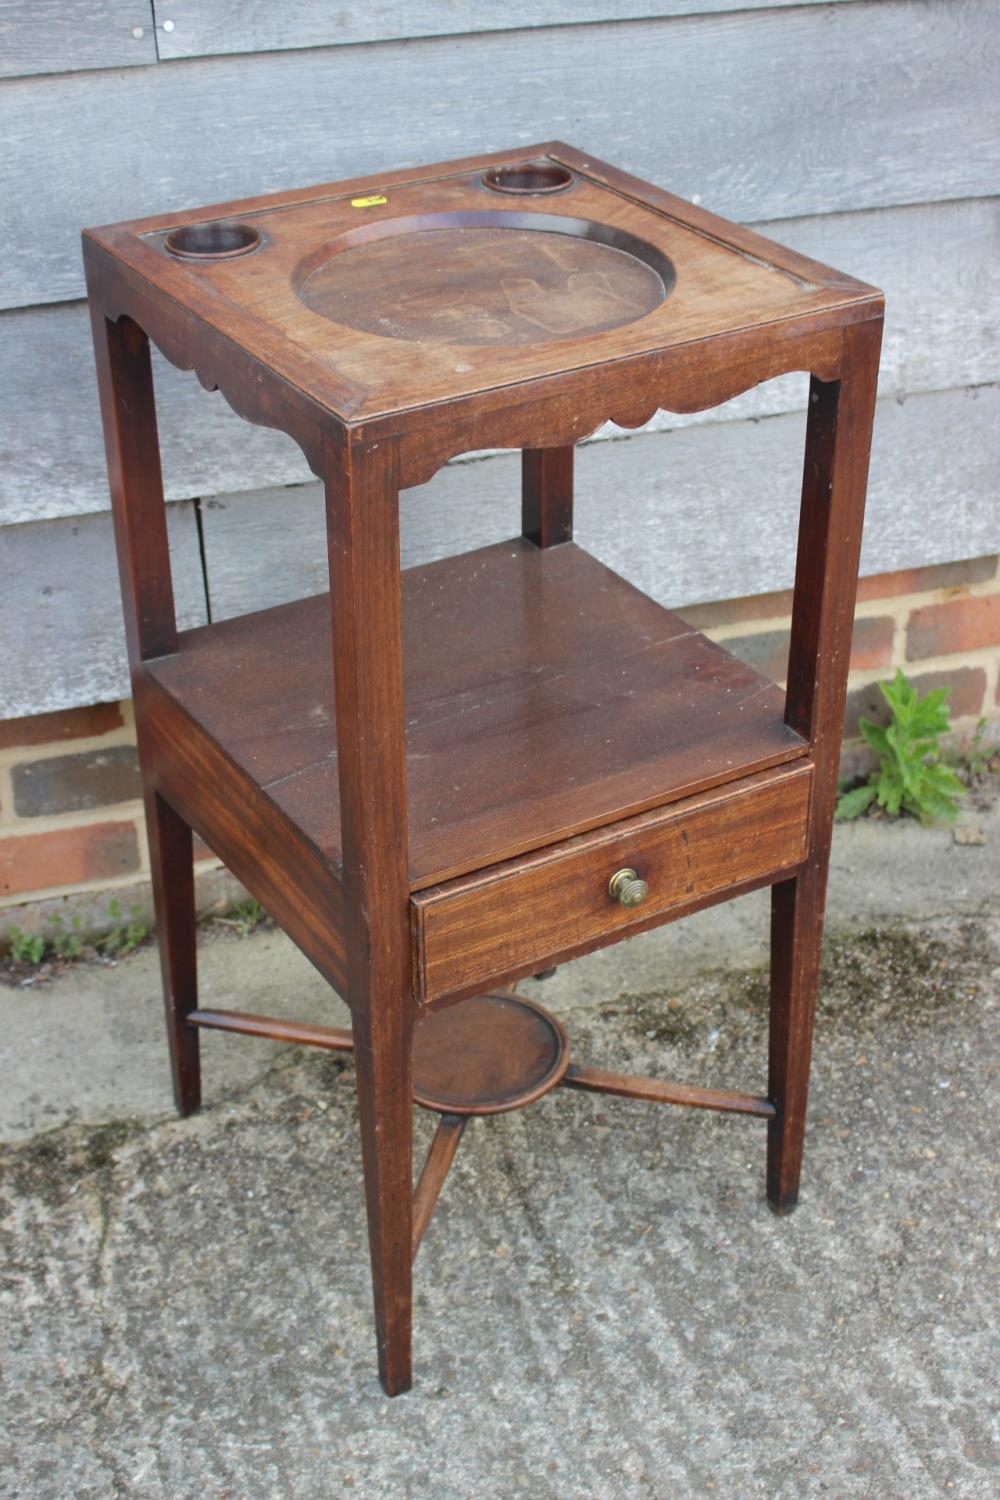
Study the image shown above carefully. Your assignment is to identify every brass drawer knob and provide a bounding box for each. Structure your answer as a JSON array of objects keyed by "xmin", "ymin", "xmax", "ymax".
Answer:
[{"xmin": 608, "ymin": 867, "xmax": 649, "ymax": 908}]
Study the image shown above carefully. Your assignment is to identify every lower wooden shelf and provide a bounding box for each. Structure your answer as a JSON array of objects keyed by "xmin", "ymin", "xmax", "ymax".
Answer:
[{"xmin": 143, "ymin": 538, "xmax": 807, "ymax": 895}]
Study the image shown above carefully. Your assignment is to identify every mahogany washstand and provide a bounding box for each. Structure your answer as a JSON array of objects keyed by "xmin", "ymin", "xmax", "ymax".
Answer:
[{"xmin": 84, "ymin": 144, "xmax": 883, "ymax": 1395}]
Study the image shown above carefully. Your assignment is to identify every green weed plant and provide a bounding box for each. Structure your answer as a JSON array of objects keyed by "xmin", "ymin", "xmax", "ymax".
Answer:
[
  {"xmin": 99, "ymin": 899, "xmax": 149, "ymax": 957},
  {"xmin": 836, "ymin": 669, "xmax": 965, "ymax": 825},
  {"xmin": 5, "ymin": 900, "xmax": 149, "ymax": 968},
  {"xmin": 6, "ymin": 927, "xmax": 46, "ymax": 964},
  {"xmin": 211, "ymin": 898, "xmax": 268, "ymax": 937},
  {"xmin": 48, "ymin": 914, "xmax": 84, "ymax": 960}
]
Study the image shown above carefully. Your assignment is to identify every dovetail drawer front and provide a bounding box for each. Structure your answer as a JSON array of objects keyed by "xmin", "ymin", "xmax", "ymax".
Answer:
[{"xmin": 412, "ymin": 762, "xmax": 812, "ymax": 1003}]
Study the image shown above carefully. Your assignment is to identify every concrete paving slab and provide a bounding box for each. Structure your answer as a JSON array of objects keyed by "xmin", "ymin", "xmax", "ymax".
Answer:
[{"xmin": 1, "ymin": 805, "xmax": 999, "ymax": 1498}]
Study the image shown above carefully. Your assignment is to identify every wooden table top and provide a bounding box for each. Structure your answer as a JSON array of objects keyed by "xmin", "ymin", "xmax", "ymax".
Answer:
[{"xmin": 84, "ymin": 141, "xmax": 880, "ymax": 428}]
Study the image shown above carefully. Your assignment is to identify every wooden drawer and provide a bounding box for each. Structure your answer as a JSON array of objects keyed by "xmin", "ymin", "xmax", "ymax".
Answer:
[{"xmin": 411, "ymin": 761, "xmax": 812, "ymax": 1004}]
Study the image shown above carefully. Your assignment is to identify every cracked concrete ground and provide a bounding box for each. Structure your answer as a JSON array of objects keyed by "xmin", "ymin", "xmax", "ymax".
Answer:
[{"xmin": 1, "ymin": 803, "xmax": 999, "ymax": 1499}]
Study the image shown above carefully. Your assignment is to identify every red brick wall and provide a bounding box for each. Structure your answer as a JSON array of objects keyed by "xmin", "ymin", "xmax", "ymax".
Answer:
[
  {"xmin": 678, "ymin": 553, "xmax": 999, "ymax": 744},
  {"xmin": 0, "ymin": 702, "xmax": 221, "ymax": 923}
]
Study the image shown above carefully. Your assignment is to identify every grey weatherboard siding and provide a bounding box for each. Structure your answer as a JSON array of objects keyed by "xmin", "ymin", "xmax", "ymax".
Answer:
[{"xmin": 0, "ymin": 0, "xmax": 998, "ymax": 715}]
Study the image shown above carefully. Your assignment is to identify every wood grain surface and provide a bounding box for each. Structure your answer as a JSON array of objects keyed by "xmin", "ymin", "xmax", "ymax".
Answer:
[
  {"xmin": 136, "ymin": 669, "xmax": 349, "ymax": 996},
  {"xmin": 144, "ymin": 539, "xmax": 807, "ymax": 890},
  {"xmin": 83, "ymin": 148, "xmax": 875, "ymax": 439},
  {"xmin": 767, "ymin": 316, "xmax": 883, "ymax": 1214},
  {"xmin": 412, "ymin": 763, "xmax": 812, "ymax": 1002},
  {"xmin": 562, "ymin": 1063, "xmax": 776, "ymax": 1119}
]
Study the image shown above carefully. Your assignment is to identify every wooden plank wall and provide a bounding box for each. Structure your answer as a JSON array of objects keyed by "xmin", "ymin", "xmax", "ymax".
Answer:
[
  {"xmin": 5, "ymin": 4, "xmax": 998, "ymax": 309},
  {"xmin": 0, "ymin": 0, "xmax": 156, "ymax": 79},
  {"xmin": 1, "ymin": 0, "xmax": 998, "ymax": 713},
  {"xmin": 151, "ymin": 2, "xmax": 863, "ymax": 62}
]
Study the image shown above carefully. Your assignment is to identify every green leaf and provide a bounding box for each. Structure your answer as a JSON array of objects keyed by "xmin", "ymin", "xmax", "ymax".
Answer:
[
  {"xmin": 910, "ymin": 703, "xmax": 950, "ymax": 738},
  {"xmin": 880, "ymin": 669, "xmax": 915, "ymax": 724},
  {"xmin": 835, "ymin": 783, "xmax": 876, "ymax": 821},
  {"xmin": 922, "ymin": 764, "xmax": 965, "ymax": 797},
  {"xmin": 910, "ymin": 786, "xmax": 960, "ymax": 824},
  {"xmin": 877, "ymin": 770, "xmax": 903, "ymax": 817},
  {"xmin": 859, "ymin": 718, "xmax": 889, "ymax": 755}
]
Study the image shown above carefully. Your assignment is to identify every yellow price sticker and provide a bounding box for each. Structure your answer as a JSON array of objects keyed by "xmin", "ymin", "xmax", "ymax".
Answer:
[{"xmin": 350, "ymin": 194, "xmax": 388, "ymax": 208}]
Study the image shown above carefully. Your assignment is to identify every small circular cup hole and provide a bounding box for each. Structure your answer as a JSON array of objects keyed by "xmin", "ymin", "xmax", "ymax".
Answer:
[
  {"xmin": 164, "ymin": 221, "xmax": 261, "ymax": 260},
  {"xmin": 482, "ymin": 163, "xmax": 574, "ymax": 195}
]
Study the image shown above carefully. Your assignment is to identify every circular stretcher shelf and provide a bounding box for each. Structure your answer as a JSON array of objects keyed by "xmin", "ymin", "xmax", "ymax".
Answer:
[{"xmin": 413, "ymin": 992, "xmax": 571, "ymax": 1116}]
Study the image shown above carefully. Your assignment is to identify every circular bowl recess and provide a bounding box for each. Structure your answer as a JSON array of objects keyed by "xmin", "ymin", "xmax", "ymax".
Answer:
[
  {"xmin": 295, "ymin": 211, "xmax": 675, "ymax": 347},
  {"xmin": 482, "ymin": 162, "xmax": 573, "ymax": 195},
  {"xmin": 164, "ymin": 220, "xmax": 261, "ymax": 261}
]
